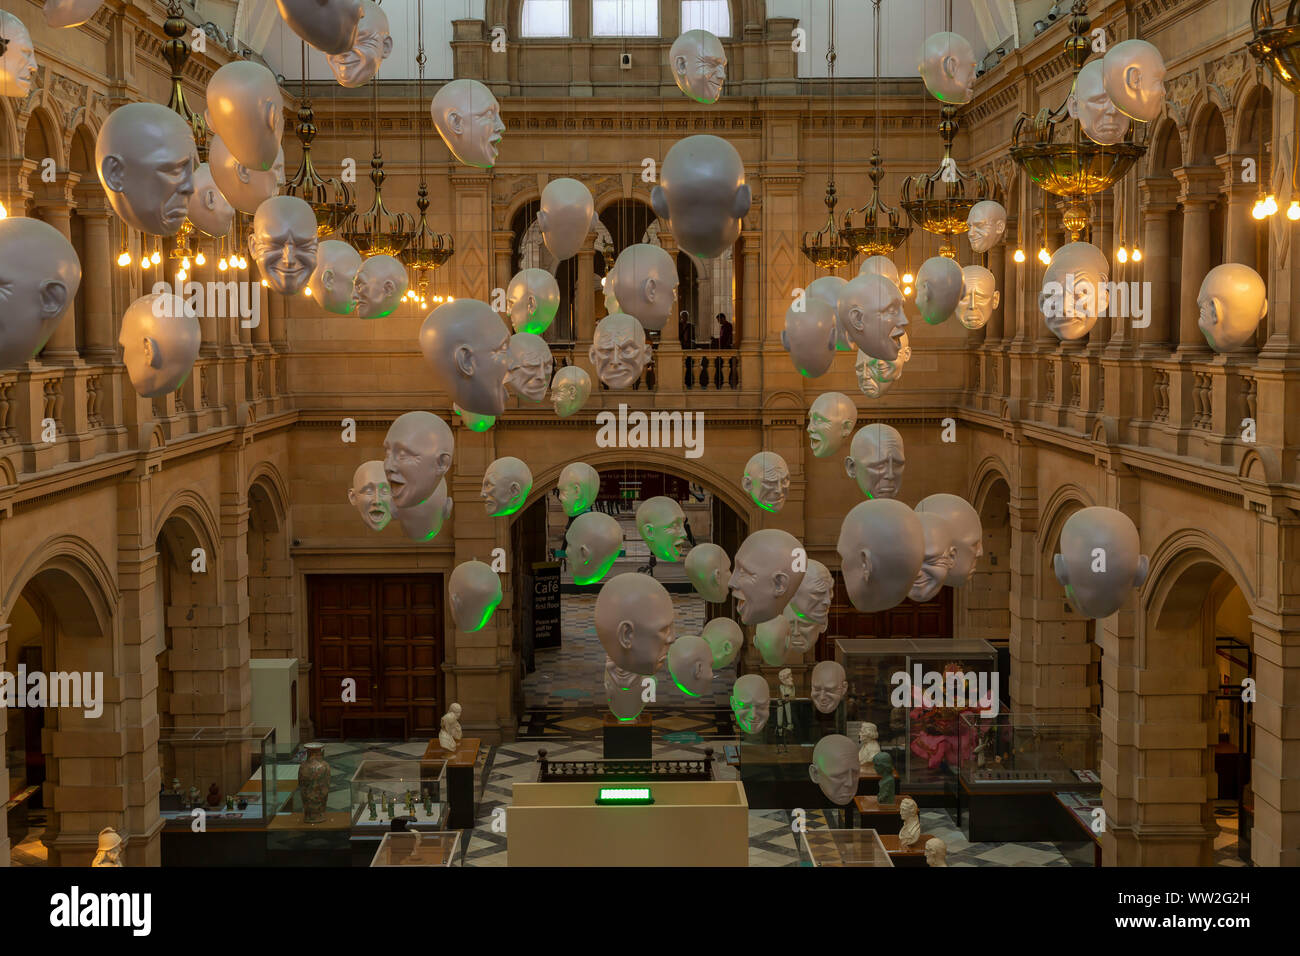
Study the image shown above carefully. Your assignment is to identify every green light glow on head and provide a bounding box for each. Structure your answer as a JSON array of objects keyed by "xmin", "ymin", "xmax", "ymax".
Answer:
[
  {"xmin": 455, "ymin": 406, "xmax": 495, "ymax": 431},
  {"xmin": 466, "ymin": 594, "xmax": 502, "ymax": 632},
  {"xmin": 674, "ymin": 679, "xmax": 701, "ymax": 698},
  {"xmin": 489, "ymin": 480, "xmax": 532, "ymax": 517},
  {"xmin": 573, "ymin": 547, "xmax": 620, "ymax": 586},
  {"xmin": 753, "ymin": 495, "xmax": 778, "ymax": 513}
]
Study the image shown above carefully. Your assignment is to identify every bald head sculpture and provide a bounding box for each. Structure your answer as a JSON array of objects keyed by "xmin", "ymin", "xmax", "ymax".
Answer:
[
  {"xmin": 327, "ymin": 0, "xmax": 392, "ymax": 87},
  {"xmin": 671, "ymin": 29, "xmax": 727, "ymax": 103},
  {"xmin": 0, "ymin": 12, "xmax": 37, "ymax": 98},
  {"xmin": 120, "ymin": 293, "xmax": 201, "ymax": 397},
  {"xmin": 349, "ymin": 460, "xmax": 392, "ymax": 531},
  {"xmin": 590, "ymin": 313, "xmax": 652, "ymax": 389},
  {"xmin": 275, "ymin": 0, "xmax": 362, "ymax": 55},
  {"xmin": 205, "ymin": 61, "xmax": 284, "ymax": 171},
  {"xmin": 383, "ymin": 411, "xmax": 454, "ymax": 509},
  {"xmin": 208, "ymin": 135, "xmax": 279, "ymax": 216},
  {"xmin": 419, "ymin": 299, "xmax": 512, "ymax": 416},
  {"xmin": 431, "ymin": 78, "xmax": 504, "ymax": 169},
  {"xmin": 838, "ymin": 498, "xmax": 926, "ymax": 612},
  {"xmin": 728, "ymin": 528, "xmax": 806, "ymax": 624},
  {"xmin": 96, "ymin": 103, "xmax": 198, "ymax": 236},
  {"xmin": 918, "ymin": 31, "xmax": 977, "ymax": 104},
  {"xmin": 845, "ymin": 423, "xmax": 905, "ymax": 499},
  {"xmin": 538, "ymin": 178, "xmax": 594, "ymax": 262},
  {"xmin": 810, "ymin": 734, "xmax": 861, "ymax": 804},
  {"xmin": 838, "ymin": 273, "xmax": 909, "ymax": 360},
  {"xmin": 0, "ymin": 216, "xmax": 82, "ymax": 368},
  {"xmin": 596, "ymin": 572, "xmax": 676, "ymax": 676},
  {"xmin": 352, "ymin": 254, "xmax": 408, "ymax": 318},
  {"xmin": 607, "ymin": 244, "xmax": 678, "ymax": 332},
  {"xmin": 651, "ymin": 134, "xmax": 750, "ymax": 259},
  {"xmin": 249, "ymin": 196, "xmax": 318, "ymax": 295}
]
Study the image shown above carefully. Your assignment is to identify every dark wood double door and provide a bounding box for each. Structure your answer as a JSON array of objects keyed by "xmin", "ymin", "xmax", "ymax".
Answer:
[{"xmin": 310, "ymin": 575, "xmax": 444, "ymax": 739}]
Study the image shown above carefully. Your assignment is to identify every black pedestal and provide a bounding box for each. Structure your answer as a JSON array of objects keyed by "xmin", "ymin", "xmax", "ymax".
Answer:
[{"xmin": 603, "ymin": 715, "xmax": 652, "ymax": 759}]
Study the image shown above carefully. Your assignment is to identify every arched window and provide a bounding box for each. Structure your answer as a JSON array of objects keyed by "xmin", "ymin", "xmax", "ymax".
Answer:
[
  {"xmin": 593, "ymin": 0, "xmax": 658, "ymax": 36},
  {"xmin": 681, "ymin": 0, "xmax": 730, "ymax": 36},
  {"xmin": 521, "ymin": 0, "xmax": 571, "ymax": 37}
]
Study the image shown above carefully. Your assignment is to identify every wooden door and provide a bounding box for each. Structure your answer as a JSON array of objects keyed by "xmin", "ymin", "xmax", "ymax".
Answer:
[{"xmin": 310, "ymin": 575, "xmax": 443, "ymax": 739}]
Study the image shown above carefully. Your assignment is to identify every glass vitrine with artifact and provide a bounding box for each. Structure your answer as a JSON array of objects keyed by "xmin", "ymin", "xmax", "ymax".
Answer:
[
  {"xmin": 958, "ymin": 711, "xmax": 1101, "ymax": 789},
  {"xmin": 834, "ymin": 638, "xmax": 1000, "ymax": 792},
  {"xmin": 157, "ymin": 727, "xmax": 283, "ymax": 825},
  {"xmin": 349, "ymin": 758, "xmax": 446, "ymax": 832},
  {"xmin": 369, "ymin": 830, "xmax": 462, "ymax": 866}
]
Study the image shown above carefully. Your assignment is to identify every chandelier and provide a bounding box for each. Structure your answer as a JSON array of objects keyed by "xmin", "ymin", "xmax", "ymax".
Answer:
[
  {"xmin": 340, "ymin": 76, "xmax": 414, "ymax": 257},
  {"xmin": 1008, "ymin": 1, "xmax": 1147, "ymax": 241},
  {"xmin": 800, "ymin": 0, "xmax": 853, "ymax": 269},
  {"xmin": 842, "ymin": 0, "xmax": 911, "ymax": 257},
  {"xmin": 1248, "ymin": 0, "xmax": 1300, "ymax": 95},
  {"xmin": 400, "ymin": 0, "xmax": 454, "ymax": 287},
  {"xmin": 286, "ymin": 43, "xmax": 355, "ymax": 236},
  {"xmin": 162, "ymin": 0, "xmax": 209, "ymax": 160},
  {"xmin": 901, "ymin": 106, "xmax": 988, "ymax": 257}
]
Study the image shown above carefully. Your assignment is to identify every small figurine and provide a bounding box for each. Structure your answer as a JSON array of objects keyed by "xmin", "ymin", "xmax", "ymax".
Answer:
[
  {"xmin": 422, "ymin": 788, "xmax": 433, "ymax": 816},
  {"xmin": 187, "ymin": 785, "xmax": 200, "ymax": 808},
  {"xmin": 405, "ymin": 789, "xmax": 415, "ymax": 814},
  {"xmin": 776, "ymin": 668, "xmax": 796, "ymax": 732},
  {"xmin": 91, "ymin": 827, "xmax": 124, "ymax": 867},
  {"xmin": 171, "ymin": 777, "xmax": 182, "ymax": 795},
  {"xmin": 924, "ymin": 836, "xmax": 948, "ymax": 867},
  {"xmin": 237, "ymin": 797, "xmax": 248, "ymax": 811},
  {"xmin": 367, "ymin": 788, "xmax": 377, "ymax": 820},
  {"xmin": 225, "ymin": 795, "xmax": 235, "ymax": 811},
  {"xmin": 858, "ymin": 722, "xmax": 881, "ymax": 766},
  {"xmin": 898, "ymin": 796, "xmax": 922, "ymax": 849},
  {"xmin": 439, "ymin": 702, "xmax": 464, "ymax": 752},
  {"xmin": 872, "ymin": 751, "xmax": 896, "ymax": 804},
  {"xmin": 206, "ymin": 783, "xmax": 222, "ymax": 808}
]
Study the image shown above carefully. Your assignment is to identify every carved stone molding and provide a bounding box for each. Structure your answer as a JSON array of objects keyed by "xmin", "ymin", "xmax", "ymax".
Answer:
[
  {"xmin": 1164, "ymin": 69, "xmax": 1201, "ymax": 130},
  {"xmin": 1204, "ymin": 51, "xmax": 1247, "ymax": 114}
]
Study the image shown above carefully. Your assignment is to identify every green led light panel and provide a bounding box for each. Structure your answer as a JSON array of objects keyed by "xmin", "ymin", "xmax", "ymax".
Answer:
[{"xmin": 595, "ymin": 787, "xmax": 654, "ymax": 805}]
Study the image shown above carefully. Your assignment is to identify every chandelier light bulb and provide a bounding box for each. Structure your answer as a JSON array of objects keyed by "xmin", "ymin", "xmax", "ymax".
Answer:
[
  {"xmin": 195, "ymin": 251, "xmax": 206, "ymax": 266},
  {"xmin": 176, "ymin": 269, "xmax": 187, "ymax": 282},
  {"xmin": 902, "ymin": 272, "xmax": 914, "ymax": 284},
  {"xmin": 1131, "ymin": 247, "xmax": 1142, "ymax": 262},
  {"xmin": 261, "ymin": 279, "xmax": 269, "ymax": 287},
  {"xmin": 0, "ymin": 200, "xmax": 7, "ymax": 219},
  {"xmin": 1289, "ymin": 201, "xmax": 1300, "ymax": 221},
  {"xmin": 1013, "ymin": 248, "xmax": 1026, "ymax": 263},
  {"xmin": 219, "ymin": 257, "xmax": 229, "ymax": 271},
  {"xmin": 181, "ymin": 257, "xmax": 190, "ymax": 270},
  {"xmin": 1037, "ymin": 247, "xmax": 1051, "ymax": 265},
  {"xmin": 903, "ymin": 284, "xmax": 913, "ymax": 296},
  {"xmin": 150, "ymin": 250, "xmax": 161, "ymax": 265},
  {"xmin": 117, "ymin": 251, "xmax": 132, "ymax": 267},
  {"xmin": 1116, "ymin": 246, "xmax": 1128, "ymax": 263},
  {"xmin": 1263, "ymin": 194, "xmax": 1279, "ymax": 216},
  {"xmin": 304, "ymin": 287, "xmax": 313, "ymax": 297},
  {"xmin": 141, "ymin": 257, "xmax": 151, "ymax": 269}
]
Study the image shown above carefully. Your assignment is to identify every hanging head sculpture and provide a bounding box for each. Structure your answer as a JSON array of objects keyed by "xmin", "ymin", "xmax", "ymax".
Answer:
[
  {"xmin": 419, "ymin": 299, "xmax": 513, "ymax": 416},
  {"xmin": 918, "ymin": 32, "xmax": 978, "ymax": 105},
  {"xmin": 1054, "ymin": 506, "xmax": 1149, "ymax": 619},
  {"xmin": 119, "ymin": 293, "xmax": 202, "ymax": 398},
  {"xmin": 327, "ymin": 0, "xmax": 393, "ymax": 88},
  {"xmin": 348, "ymin": 460, "xmax": 392, "ymax": 531},
  {"xmin": 205, "ymin": 61, "xmax": 284, "ymax": 171},
  {"xmin": 607, "ymin": 244, "xmax": 679, "ymax": 332},
  {"xmin": 596, "ymin": 572, "xmax": 676, "ymax": 677},
  {"xmin": 431, "ymin": 78, "xmax": 504, "ymax": 169},
  {"xmin": 651, "ymin": 134, "xmax": 751, "ymax": 259},
  {"xmin": 309, "ymin": 240, "xmax": 365, "ymax": 315},
  {"xmin": 670, "ymin": 29, "xmax": 727, "ymax": 104},
  {"xmin": 741, "ymin": 452, "xmax": 790, "ymax": 514},
  {"xmin": 0, "ymin": 216, "xmax": 82, "ymax": 369},
  {"xmin": 382, "ymin": 411, "xmax": 454, "ymax": 510},
  {"xmin": 844, "ymin": 423, "xmax": 905, "ymax": 500},
  {"xmin": 1067, "ymin": 59, "xmax": 1131, "ymax": 146},
  {"xmin": 728, "ymin": 528, "xmax": 807, "ymax": 625},
  {"xmin": 96, "ymin": 103, "xmax": 198, "ymax": 236},
  {"xmin": 807, "ymin": 392, "xmax": 858, "ymax": 458},
  {"xmin": 1102, "ymin": 38, "xmax": 1167, "ymax": 123},
  {"xmin": 837, "ymin": 273, "xmax": 909, "ymax": 360},
  {"xmin": 637, "ymin": 495, "xmax": 689, "ymax": 562},
  {"xmin": 275, "ymin": 0, "xmax": 362, "ymax": 55},
  {"xmin": 0, "ymin": 12, "xmax": 37, "ymax": 98},
  {"xmin": 538, "ymin": 178, "xmax": 595, "ymax": 262},
  {"xmin": 837, "ymin": 498, "xmax": 926, "ymax": 613}
]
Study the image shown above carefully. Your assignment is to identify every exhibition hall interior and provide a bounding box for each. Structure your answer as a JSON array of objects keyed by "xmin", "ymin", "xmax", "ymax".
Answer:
[{"xmin": 0, "ymin": 0, "xmax": 1294, "ymax": 871}]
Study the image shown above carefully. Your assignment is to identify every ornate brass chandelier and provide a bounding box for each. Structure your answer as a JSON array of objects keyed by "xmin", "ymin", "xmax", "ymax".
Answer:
[
  {"xmin": 1248, "ymin": 0, "xmax": 1300, "ymax": 94},
  {"xmin": 842, "ymin": 0, "xmax": 911, "ymax": 257},
  {"xmin": 400, "ymin": 0, "xmax": 453, "ymax": 294},
  {"xmin": 340, "ymin": 74, "xmax": 414, "ymax": 257},
  {"xmin": 800, "ymin": 0, "xmax": 853, "ymax": 270},
  {"xmin": 162, "ymin": 0, "xmax": 208, "ymax": 159},
  {"xmin": 1009, "ymin": 0, "xmax": 1147, "ymax": 241},
  {"xmin": 901, "ymin": 106, "xmax": 988, "ymax": 258},
  {"xmin": 286, "ymin": 43, "xmax": 355, "ymax": 237}
]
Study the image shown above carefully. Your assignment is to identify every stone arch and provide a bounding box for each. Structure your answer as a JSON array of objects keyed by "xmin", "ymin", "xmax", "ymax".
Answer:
[
  {"xmin": 152, "ymin": 488, "xmax": 222, "ymax": 560},
  {"xmin": 0, "ymin": 95, "xmax": 19, "ymax": 159},
  {"xmin": 22, "ymin": 103, "xmax": 65, "ymax": 170},
  {"xmin": 1147, "ymin": 117, "xmax": 1183, "ymax": 178},
  {"xmin": 3, "ymin": 543, "xmax": 121, "ymax": 866},
  {"xmin": 526, "ymin": 445, "xmax": 759, "ymax": 529},
  {"xmin": 1233, "ymin": 81, "xmax": 1271, "ymax": 156},
  {"xmin": 965, "ymin": 459, "xmax": 1012, "ymax": 647},
  {"xmin": 1188, "ymin": 101, "xmax": 1228, "ymax": 166},
  {"xmin": 1143, "ymin": 527, "xmax": 1256, "ymax": 626},
  {"xmin": 246, "ymin": 461, "xmax": 290, "ymax": 532},
  {"xmin": 247, "ymin": 468, "xmax": 295, "ymax": 658},
  {"xmin": 67, "ymin": 123, "xmax": 96, "ymax": 176},
  {"xmin": 1033, "ymin": 483, "xmax": 1099, "ymax": 714}
]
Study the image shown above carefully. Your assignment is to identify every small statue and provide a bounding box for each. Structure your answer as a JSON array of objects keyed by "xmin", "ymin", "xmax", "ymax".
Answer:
[
  {"xmin": 422, "ymin": 788, "xmax": 433, "ymax": 816},
  {"xmin": 367, "ymin": 788, "xmax": 377, "ymax": 821},
  {"xmin": 405, "ymin": 789, "xmax": 415, "ymax": 814},
  {"xmin": 206, "ymin": 783, "xmax": 222, "ymax": 808},
  {"xmin": 237, "ymin": 797, "xmax": 248, "ymax": 811},
  {"xmin": 225, "ymin": 795, "xmax": 235, "ymax": 811},
  {"xmin": 171, "ymin": 777, "xmax": 182, "ymax": 795},
  {"xmin": 187, "ymin": 785, "xmax": 200, "ymax": 808},
  {"xmin": 898, "ymin": 796, "xmax": 922, "ymax": 849},
  {"xmin": 91, "ymin": 827, "xmax": 124, "ymax": 867},
  {"xmin": 439, "ymin": 702, "xmax": 463, "ymax": 752},
  {"xmin": 859, "ymin": 722, "xmax": 881, "ymax": 766},
  {"xmin": 872, "ymin": 751, "xmax": 896, "ymax": 805},
  {"xmin": 924, "ymin": 836, "xmax": 948, "ymax": 867},
  {"xmin": 776, "ymin": 668, "xmax": 796, "ymax": 732}
]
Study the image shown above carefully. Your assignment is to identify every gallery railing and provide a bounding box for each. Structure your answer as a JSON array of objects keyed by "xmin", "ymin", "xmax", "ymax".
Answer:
[
  {"xmin": 684, "ymin": 350, "xmax": 740, "ymax": 390},
  {"xmin": 536, "ymin": 747, "xmax": 715, "ymax": 782}
]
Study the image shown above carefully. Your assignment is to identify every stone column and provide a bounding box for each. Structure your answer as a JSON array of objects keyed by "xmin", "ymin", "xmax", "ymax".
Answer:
[
  {"xmin": 575, "ymin": 238, "xmax": 595, "ymax": 342},
  {"xmin": 32, "ymin": 189, "xmax": 82, "ymax": 363},
  {"xmin": 741, "ymin": 224, "xmax": 761, "ymax": 348},
  {"xmin": 74, "ymin": 196, "xmax": 117, "ymax": 361},
  {"xmin": 1001, "ymin": 219, "xmax": 1019, "ymax": 344},
  {"xmin": 1137, "ymin": 178, "xmax": 1178, "ymax": 351},
  {"xmin": 987, "ymin": 240, "xmax": 1006, "ymax": 341},
  {"xmin": 492, "ymin": 229, "xmax": 513, "ymax": 299},
  {"xmin": 1218, "ymin": 154, "xmax": 1258, "ymax": 268},
  {"xmin": 1173, "ymin": 166, "xmax": 1219, "ymax": 355}
]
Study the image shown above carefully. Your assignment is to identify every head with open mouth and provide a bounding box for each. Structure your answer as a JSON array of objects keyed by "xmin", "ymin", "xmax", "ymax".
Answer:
[
  {"xmin": 728, "ymin": 528, "xmax": 806, "ymax": 624},
  {"xmin": 637, "ymin": 495, "xmax": 688, "ymax": 562},
  {"xmin": 807, "ymin": 391, "xmax": 858, "ymax": 458},
  {"xmin": 838, "ymin": 272, "xmax": 909, "ymax": 360},
  {"xmin": 348, "ymin": 460, "xmax": 392, "ymax": 531},
  {"xmin": 910, "ymin": 510, "xmax": 958, "ymax": 602},
  {"xmin": 383, "ymin": 411, "xmax": 454, "ymax": 509},
  {"xmin": 431, "ymin": 78, "xmax": 504, "ymax": 169}
]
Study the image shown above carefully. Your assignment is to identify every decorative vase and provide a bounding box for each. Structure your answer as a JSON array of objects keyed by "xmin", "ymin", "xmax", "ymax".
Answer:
[{"xmin": 298, "ymin": 742, "xmax": 330, "ymax": 823}]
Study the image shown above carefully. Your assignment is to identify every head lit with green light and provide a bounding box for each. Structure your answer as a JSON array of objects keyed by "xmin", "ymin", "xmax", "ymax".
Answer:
[
  {"xmin": 667, "ymin": 634, "xmax": 713, "ymax": 697},
  {"xmin": 351, "ymin": 254, "xmax": 409, "ymax": 319},
  {"xmin": 636, "ymin": 496, "xmax": 689, "ymax": 562},
  {"xmin": 742, "ymin": 452, "xmax": 790, "ymax": 513},
  {"xmin": 449, "ymin": 560, "xmax": 502, "ymax": 632},
  {"xmin": 730, "ymin": 673, "xmax": 770, "ymax": 734},
  {"xmin": 454, "ymin": 403, "xmax": 496, "ymax": 432},
  {"xmin": 566, "ymin": 510, "xmax": 624, "ymax": 585},
  {"xmin": 558, "ymin": 461, "xmax": 600, "ymax": 517},
  {"xmin": 482, "ymin": 456, "xmax": 533, "ymax": 517}
]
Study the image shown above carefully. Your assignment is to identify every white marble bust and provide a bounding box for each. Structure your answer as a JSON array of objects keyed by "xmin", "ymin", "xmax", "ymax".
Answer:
[
  {"xmin": 898, "ymin": 795, "xmax": 922, "ymax": 849},
  {"xmin": 858, "ymin": 722, "xmax": 881, "ymax": 765}
]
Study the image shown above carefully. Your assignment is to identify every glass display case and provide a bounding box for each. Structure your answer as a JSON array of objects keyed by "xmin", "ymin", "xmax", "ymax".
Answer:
[
  {"xmin": 349, "ymin": 758, "xmax": 446, "ymax": 832},
  {"xmin": 801, "ymin": 828, "xmax": 895, "ymax": 867},
  {"xmin": 157, "ymin": 727, "xmax": 283, "ymax": 826},
  {"xmin": 958, "ymin": 711, "xmax": 1101, "ymax": 790},
  {"xmin": 369, "ymin": 830, "xmax": 461, "ymax": 866},
  {"xmin": 834, "ymin": 639, "xmax": 1000, "ymax": 791}
]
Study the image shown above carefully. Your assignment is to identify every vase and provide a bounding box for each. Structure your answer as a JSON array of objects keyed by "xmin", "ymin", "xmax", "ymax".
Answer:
[{"xmin": 298, "ymin": 742, "xmax": 330, "ymax": 823}]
